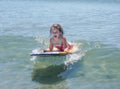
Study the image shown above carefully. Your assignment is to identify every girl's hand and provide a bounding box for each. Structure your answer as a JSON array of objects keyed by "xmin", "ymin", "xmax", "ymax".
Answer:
[
  {"xmin": 64, "ymin": 48, "xmax": 69, "ymax": 52},
  {"xmin": 38, "ymin": 49, "xmax": 44, "ymax": 53}
]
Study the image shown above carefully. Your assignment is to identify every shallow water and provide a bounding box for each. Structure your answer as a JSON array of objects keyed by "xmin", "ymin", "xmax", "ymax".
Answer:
[{"xmin": 0, "ymin": 0, "xmax": 120, "ymax": 89}]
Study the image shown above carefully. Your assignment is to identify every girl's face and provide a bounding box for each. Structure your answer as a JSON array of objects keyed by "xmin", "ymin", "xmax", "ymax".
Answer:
[{"xmin": 51, "ymin": 29, "xmax": 61, "ymax": 39}]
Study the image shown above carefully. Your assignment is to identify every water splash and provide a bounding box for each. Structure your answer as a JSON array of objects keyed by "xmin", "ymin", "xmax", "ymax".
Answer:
[
  {"xmin": 64, "ymin": 41, "xmax": 103, "ymax": 66},
  {"xmin": 30, "ymin": 56, "xmax": 37, "ymax": 64},
  {"xmin": 64, "ymin": 42, "xmax": 86, "ymax": 66},
  {"xmin": 34, "ymin": 36, "xmax": 49, "ymax": 48}
]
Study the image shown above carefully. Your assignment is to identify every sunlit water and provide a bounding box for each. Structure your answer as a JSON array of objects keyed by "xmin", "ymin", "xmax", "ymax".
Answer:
[{"xmin": 0, "ymin": 0, "xmax": 120, "ymax": 89}]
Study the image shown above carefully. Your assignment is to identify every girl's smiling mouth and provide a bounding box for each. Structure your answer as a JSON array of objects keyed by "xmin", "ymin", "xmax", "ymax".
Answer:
[{"xmin": 54, "ymin": 35, "xmax": 57, "ymax": 38}]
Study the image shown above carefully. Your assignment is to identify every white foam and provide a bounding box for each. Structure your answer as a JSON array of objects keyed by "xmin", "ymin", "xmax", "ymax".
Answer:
[
  {"xmin": 64, "ymin": 42, "xmax": 86, "ymax": 66},
  {"xmin": 64, "ymin": 51, "xmax": 86, "ymax": 66},
  {"xmin": 30, "ymin": 56, "xmax": 37, "ymax": 64}
]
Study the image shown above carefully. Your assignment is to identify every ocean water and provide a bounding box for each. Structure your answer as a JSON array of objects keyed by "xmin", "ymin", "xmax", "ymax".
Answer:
[{"xmin": 0, "ymin": 0, "xmax": 120, "ymax": 89}]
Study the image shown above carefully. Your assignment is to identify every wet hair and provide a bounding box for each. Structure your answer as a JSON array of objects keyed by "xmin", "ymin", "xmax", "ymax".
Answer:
[{"xmin": 50, "ymin": 24, "xmax": 64, "ymax": 37}]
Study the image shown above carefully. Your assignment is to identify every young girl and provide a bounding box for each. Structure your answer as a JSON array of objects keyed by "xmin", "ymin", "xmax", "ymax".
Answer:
[{"xmin": 44, "ymin": 23, "xmax": 73, "ymax": 53}]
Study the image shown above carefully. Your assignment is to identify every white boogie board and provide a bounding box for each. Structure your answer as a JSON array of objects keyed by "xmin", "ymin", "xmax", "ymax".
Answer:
[
  {"xmin": 30, "ymin": 49, "xmax": 68, "ymax": 56},
  {"xmin": 31, "ymin": 51, "xmax": 68, "ymax": 56}
]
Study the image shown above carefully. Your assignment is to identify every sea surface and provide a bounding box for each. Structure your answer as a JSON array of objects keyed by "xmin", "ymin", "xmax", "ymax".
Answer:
[{"xmin": 0, "ymin": 0, "xmax": 120, "ymax": 89}]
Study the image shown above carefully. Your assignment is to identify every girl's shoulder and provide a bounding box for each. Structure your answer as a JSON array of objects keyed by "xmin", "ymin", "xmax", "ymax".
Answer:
[
  {"xmin": 62, "ymin": 36, "xmax": 67, "ymax": 41},
  {"xmin": 62, "ymin": 36, "xmax": 66, "ymax": 39}
]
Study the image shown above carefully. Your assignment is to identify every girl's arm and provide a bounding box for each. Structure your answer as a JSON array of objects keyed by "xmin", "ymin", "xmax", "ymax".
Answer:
[
  {"xmin": 62, "ymin": 37, "xmax": 67, "ymax": 50},
  {"xmin": 49, "ymin": 38, "xmax": 53, "ymax": 51},
  {"xmin": 62, "ymin": 37, "xmax": 73, "ymax": 53}
]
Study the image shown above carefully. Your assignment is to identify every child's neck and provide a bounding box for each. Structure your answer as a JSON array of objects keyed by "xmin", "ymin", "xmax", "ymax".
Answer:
[{"xmin": 53, "ymin": 37, "xmax": 61, "ymax": 42}]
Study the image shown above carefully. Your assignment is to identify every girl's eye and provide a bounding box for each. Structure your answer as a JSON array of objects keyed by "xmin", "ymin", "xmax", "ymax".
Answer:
[{"xmin": 53, "ymin": 32, "xmax": 58, "ymax": 34}]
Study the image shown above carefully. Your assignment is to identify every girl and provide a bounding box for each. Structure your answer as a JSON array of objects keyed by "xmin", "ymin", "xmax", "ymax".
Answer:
[{"xmin": 44, "ymin": 23, "xmax": 73, "ymax": 53}]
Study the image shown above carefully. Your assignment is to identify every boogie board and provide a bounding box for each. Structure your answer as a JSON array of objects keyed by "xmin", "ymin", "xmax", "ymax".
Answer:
[
  {"xmin": 30, "ymin": 49, "xmax": 69, "ymax": 56},
  {"xmin": 31, "ymin": 51, "xmax": 68, "ymax": 56}
]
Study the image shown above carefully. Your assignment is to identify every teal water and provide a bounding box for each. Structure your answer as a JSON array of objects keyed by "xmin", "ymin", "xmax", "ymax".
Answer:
[{"xmin": 0, "ymin": 0, "xmax": 120, "ymax": 89}]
